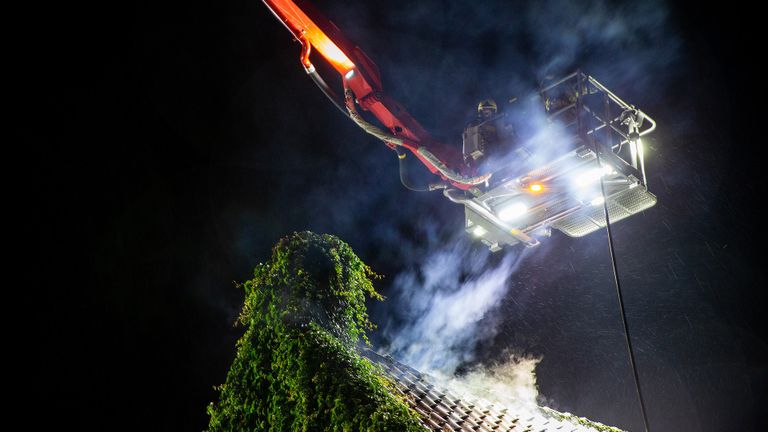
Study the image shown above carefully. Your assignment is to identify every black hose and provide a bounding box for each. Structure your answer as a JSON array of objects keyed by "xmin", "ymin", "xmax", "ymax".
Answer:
[
  {"xmin": 592, "ymin": 80, "xmax": 651, "ymax": 432},
  {"xmin": 343, "ymin": 89, "xmax": 491, "ymax": 187},
  {"xmin": 597, "ymin": 154, "xmax": 651, "ymax": 432},
  {"xmin": 306, "ymin": 68, "xmax": 427, "ymax": 191},
  {"xmin": 307, "ymin": 69, "xmax": 430, "ymax": 191},
  {"xmin": 396, "ymin": 148, "xmax": 430, "ymax": 192},
  {"xmin": 307, "ymin": 68, "xmax": 349, "ymax": 118}
]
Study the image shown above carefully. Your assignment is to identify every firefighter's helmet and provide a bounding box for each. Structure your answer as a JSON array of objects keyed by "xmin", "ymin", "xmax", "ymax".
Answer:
[{"xmin": 477, "ymin": 99, "xmax": 498, "ymax": 115}]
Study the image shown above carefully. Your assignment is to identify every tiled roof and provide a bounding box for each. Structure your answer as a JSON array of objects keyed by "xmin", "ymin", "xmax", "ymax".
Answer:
[{"xmin": 363, "ymin": 350, "xmax": 624, "ymax": 432}]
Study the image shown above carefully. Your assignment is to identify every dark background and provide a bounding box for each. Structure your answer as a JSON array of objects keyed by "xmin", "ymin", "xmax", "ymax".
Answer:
[{"xmin": 26, "ymin": 0, "xmax": 765, "ymax": 430}]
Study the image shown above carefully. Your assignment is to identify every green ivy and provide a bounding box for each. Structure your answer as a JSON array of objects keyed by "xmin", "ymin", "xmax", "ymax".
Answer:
[{"xmin": 207, "ymin": 232, "xmax": 426, "ymax": 432}]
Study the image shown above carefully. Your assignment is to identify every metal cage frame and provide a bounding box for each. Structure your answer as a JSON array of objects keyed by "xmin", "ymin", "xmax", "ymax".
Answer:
[{"xmin": 450, "ymin": 72, "xmax": 658, "ymax": 250}]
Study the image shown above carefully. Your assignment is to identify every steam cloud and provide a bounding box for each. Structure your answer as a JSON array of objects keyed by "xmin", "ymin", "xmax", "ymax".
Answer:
[
  {"xmin": 446, "ymin": 353, "xmax": 542, "ymax": 409},
  {"xmin": 380, "ymin": 235, "xmax": 543, "ymax": 406}
]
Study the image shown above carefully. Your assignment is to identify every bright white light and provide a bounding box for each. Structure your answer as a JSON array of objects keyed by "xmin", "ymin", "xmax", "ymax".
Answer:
[
  {"xmin": 472, "ymin": 226, "xmax": 487, "ymax": 237},
  {"xmin": 498, "ymin": 202, "xmax": 528, "ymax": 221},
  {"xmin": 630, "ymin": 140, "xmax": 638, "ymax": 166},
  {"xmin": 590, "ymin": 196, "xmax": 605, "ymax": 206},
  {"xmin": 574, "ymin": 164, "xmax": 614, "ymax": 187},
  {"xmin": 344, "ymin": 69, "xmax": 355, "ymax": 80},
  {"xmin": 574, "ymin": 168, "xmax": 603, "ymax": 186}
]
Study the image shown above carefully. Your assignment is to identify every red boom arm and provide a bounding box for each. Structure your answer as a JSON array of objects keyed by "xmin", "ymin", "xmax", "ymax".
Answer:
[{"xmin": 262, "ymin": 0, "xmax": 489, "ymax": 189}]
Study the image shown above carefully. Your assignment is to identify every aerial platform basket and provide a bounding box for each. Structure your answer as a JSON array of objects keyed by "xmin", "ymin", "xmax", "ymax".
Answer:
[{"xmin": 448, "ymin": 72, "xmax": 657, "ymax": 251}]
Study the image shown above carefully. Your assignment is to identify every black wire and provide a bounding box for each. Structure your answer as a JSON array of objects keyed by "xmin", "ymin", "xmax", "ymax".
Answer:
[
  {"xmin": 306, "ymin": 67, "xmax": 431, "ymax": 192},
  {"xmin": 592, "ymin": 84, "xmax": 651, "ymax": 432},
  {"xmin": 307, "ymin": 68, "xmax": 349, "ymax": 118},
  {"xmin": 596, "ymin": 160, "xmax": 651, "ymax": 432},
  {"xmin": 396, "ymin": 148, "xmax": 429, "ymax": 192}
]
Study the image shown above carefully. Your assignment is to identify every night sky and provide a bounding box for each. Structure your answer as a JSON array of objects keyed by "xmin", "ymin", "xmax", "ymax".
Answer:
[{"xmin": 29, "ymin": 0, "xmax": 766, "ymax": 430}]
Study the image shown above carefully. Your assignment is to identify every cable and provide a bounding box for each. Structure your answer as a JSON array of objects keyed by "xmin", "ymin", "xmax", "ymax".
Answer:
[
  {"xmin": 304, "ymin": 67, "xmax": 473, "ymax": 191},
  {"xmin": 591, "ymin": 84, "xmax": 651, "ymax": 432},
  {"xmin": 342, "ymin": 89, "xmax": 491, "ymax": 186},
  {"xmin": 304, "ymin": 60, "xmax": 489, "ymax": 189},
  {"xmin": 305, "ymin": 70, "xmax": 430, "ymax": 192},
  {"xmin": 299, "ymin": 38, "xmax": 349, "ymax": 117},
  {"xmin": 306, "ymin": 66, "xmax": 349, "ymax": 118},
  {"xmin": 396, "ymin": 148, "xmax": 430, "ymax": 192},
  {"xmin": 304, "ymin": 50, "xmax": 490, "ymax": 187},
  {"xmin": 596, "ymin": 153, "xmax": 651, "ymax": 432}
]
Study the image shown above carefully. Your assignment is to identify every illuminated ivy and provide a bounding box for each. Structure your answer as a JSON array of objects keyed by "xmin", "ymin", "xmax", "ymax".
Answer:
[{"xmin": 207, "ymin": 232, "xmax": 426, "ymax": 431}]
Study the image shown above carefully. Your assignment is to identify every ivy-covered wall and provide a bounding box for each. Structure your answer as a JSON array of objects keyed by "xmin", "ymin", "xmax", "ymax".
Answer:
[{"xmin": 207, "ymin": 232, "xmax": 426, "ymax": 431}]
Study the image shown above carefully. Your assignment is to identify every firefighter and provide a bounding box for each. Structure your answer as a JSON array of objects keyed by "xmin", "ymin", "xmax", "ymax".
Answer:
[
  {"xmin": 462, "ymin": 99, "xmax": 501, "ymax": 167},
  {"xmin": 462, "ymin": 99, "xmax": 516, "ymax": 171},
  {"xmin": 477, "ymin": 98, "xmax": 498, "ymax": 120}
]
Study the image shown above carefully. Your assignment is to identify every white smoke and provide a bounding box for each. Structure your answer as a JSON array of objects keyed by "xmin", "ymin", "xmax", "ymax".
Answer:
[
  {"xmin": 446, "ymin": 353, "xmax": 542, "ymax": 409},
  {"xmin": 382, "ymin": 237, "xmax": 545, "ymax": 406}
]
